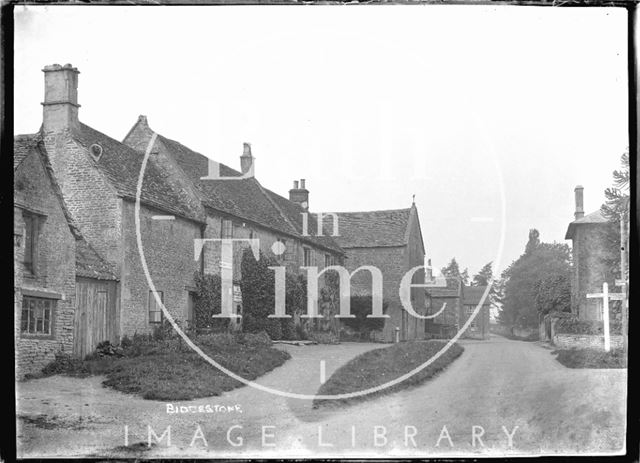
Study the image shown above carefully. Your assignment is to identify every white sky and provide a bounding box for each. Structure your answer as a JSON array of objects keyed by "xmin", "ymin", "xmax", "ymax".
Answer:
[{"xmin": 14, "ymin": 5, "xmax": 628, "ymax": 277}]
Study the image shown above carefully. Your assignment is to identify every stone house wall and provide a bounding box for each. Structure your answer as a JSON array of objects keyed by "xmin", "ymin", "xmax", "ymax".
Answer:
[
  {"xmin": 120, "ymin": 199, "xmax": 203, "ymax": 335},
  {"xmin": 14, "ymin": 152, "xmax": 77, "ymax": 377},
  {"xmin": 42, "ymin": 132, "xmax": 123, "ymax": 272},
  {"xmin": 571, "ymin": 223, "xmax": 619, "ymax": 320}
]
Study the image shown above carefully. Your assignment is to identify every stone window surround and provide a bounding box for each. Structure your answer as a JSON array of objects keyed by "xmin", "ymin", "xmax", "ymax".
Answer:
[
  {"xmin": 149, "ymin": 290, "xmax": 164, "ymax": 324},
  {"xmin": 21, "ymin": 208, "xmax": 47, "ymax": 278},
  {"xmin": 20, "ymin": 288, "xmax": 62, "ymax": 340}
]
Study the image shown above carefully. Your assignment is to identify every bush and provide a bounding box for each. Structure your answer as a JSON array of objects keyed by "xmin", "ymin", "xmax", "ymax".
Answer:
[
  {"xmin": 193, "ymin": 272, "xmax": 230, "ymax": 333},
  {"xmin": 240, "ymin": 248, "xmax": 307, "ymax": 338},
  {"xmin": 308, "ymin": 330, "xmax": 340, "ymax": 344},
  {"xmin": 280, "ymin": 319, "xmax": 298, "ymax": 341},
  {"xmin": 341, "ymin": 296, "xmax": 388, "ymax": 338},
  {"xmin": 295, "ymin": 323, "xmax": 309, "ymax": 341}
]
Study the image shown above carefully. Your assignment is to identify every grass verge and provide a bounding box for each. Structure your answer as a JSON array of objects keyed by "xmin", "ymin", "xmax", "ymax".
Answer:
[
  {"xmin": 552, "ymin": 348, "xmax": 627, "ymax": 369},
  {"xmin": 36, "ymin": 332, "xmax": 290, "ymax": 400},
  {"xmin": 313, "ymin": 340, "xmax": 463, "ymax": 409}
]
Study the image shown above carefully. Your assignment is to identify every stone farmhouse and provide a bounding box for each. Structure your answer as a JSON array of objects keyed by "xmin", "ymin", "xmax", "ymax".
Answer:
[
  {"xmin": 424, "ymin": 278, "xmax": 491, "ymax": 340},
  {"xmin": 333, "ymin": 207, "xmax": 426, "ymax": 342},
  {"xmin": 14, "ymin": 63, "xmax": 429, "ymax": 374},
  {"xmin": 565, "ymin": 185, "xmax": 618, "ymax": 321},
  {"xmin": 14, "ymin": 135, "xmax": 117, "ymax": 376}
]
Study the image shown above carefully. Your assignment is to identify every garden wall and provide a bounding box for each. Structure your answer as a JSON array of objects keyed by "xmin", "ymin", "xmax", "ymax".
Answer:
[{"xmin": 553, "ymin": 334, "xmax": 623, "ymax": 350}]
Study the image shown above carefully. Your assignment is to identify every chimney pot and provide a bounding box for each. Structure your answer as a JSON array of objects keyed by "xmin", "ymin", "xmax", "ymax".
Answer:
[
  {"xmin": 574, "ymin": 185, "xmax": 584, "ymax": 220},
  {"xmin": 243, "ymin": 142, "xmax": 252, "ymax": 157},
  {"xmin": 240, "ymin": 142, "xmax": 253, "ymax": 174},
  {"xmin": 300, "ymin": 179, "xmax": 306, "ymax": 189}
]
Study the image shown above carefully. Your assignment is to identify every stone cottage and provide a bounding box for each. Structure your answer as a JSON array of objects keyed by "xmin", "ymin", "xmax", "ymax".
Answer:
[
  {"xmin": 23, "ymin": 63, "xmax": 345, "ymax": 340},
  {"xmin": 425, "ymin": 277, "xmax": 462, "ymax": 339},
  {"xmin": 14, "ymin": 134, "xmax": 117, "ymax": 376},
  {"xmin": 35, "ymin": 64, "xmax": 206, "ymax": 337},
  {"xmin": 460, "ymin": 285, "xmax": 491, "ymax": 340},
  {"xmin": 122, "ymin": 116, "xmax": 345, "ymax": 324},
  {"xmin": 565, "ymin": 185, "xmax": 619, "ymax": 321},
  {"xmin": 425, "ymin": 280, "xmax": 491, "ymax": 340},
  {"xmin": 333, "ymin": 205, "xmax": 426, "ymax": 342}
]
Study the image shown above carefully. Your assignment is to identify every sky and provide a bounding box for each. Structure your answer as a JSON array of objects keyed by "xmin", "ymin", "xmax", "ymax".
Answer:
[{"xmin": 14, "ymin": 5, "xmax": 629, "ymax": 277}]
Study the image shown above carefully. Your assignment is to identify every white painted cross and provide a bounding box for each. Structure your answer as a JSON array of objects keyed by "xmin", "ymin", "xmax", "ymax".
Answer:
[{"xmin": 586, "ymin": 282, "xmax": 625, "ymax": 352}]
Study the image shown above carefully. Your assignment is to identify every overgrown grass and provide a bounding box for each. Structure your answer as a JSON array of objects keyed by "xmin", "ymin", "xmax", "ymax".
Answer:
[
  {"xmin": 313, "ymin": 340, "xmax": 463, "ymax": 409},
  {"xmin": 37, "ymin": 332, "xmax": 291, "ymax": 400},
  {"xmin": 552, "ymin": 348, "xmax": 627, "ymax": 369}
]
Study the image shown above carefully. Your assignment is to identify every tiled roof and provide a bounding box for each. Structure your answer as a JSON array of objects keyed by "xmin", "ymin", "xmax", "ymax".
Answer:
[
  {"xmin": 73, "ymin": 124, "xmax": 205, "ymax": 224},
  {"xmin": 463, "ymin": 286, "xmax": 491, "ymax": 306},
  {"xmin": 76, "ymin": 237, "xmax": 118, "ymax": 280},
  {"xmin": 332, "ymin": 208, "xmax": 412, "ymax": 248},
  {"xmin": 565, "ymin": 210, "xmax": 609, "ymax": 239},
  {"xmin": 14, "ymin": 134, "xmax": 39, "ymax": 170},
  {"xmin": 153, "ymin": 133, "xmax": 344, "ymax": 254},
  {"xmin": 427, "ymin": 277, "xmax": 462, "ymax": 298}
]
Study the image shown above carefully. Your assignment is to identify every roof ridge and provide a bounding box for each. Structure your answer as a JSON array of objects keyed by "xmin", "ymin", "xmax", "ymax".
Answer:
[{"xmin": 333, "ymin": 207, "xmax": 413, "ymax": 215}]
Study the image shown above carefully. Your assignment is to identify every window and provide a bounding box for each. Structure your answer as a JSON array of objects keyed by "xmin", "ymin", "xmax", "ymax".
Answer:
[
  {"xmin": 222, "ymin": 219, "xmax": 233, "ymax": 239},
  {"xmin": 303, "ymin": 248, "xmax": 314, "ymax": 267},
  {"xmin": 325, "ymin": 254, "xmax": 334, "ymax": 267},
  {"xmin": 23, "ymin": 211, "xmax": 39, "ymax": 274},
  {"xmin": 466, "ymin": 305, "xmax": 474, "ymax": 315},
  {"xmin": 149, "ymin": 290, "xmax": 164, "ymax": 324},
  {"xmin": 21, "ymin": 296, "xmax": 54, "ymax": 335}
]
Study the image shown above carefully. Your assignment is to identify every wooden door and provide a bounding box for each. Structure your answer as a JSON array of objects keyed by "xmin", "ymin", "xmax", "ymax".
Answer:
[{"xmin": 74, "ymin": 278, "xmax": 118, "ymax": 358}]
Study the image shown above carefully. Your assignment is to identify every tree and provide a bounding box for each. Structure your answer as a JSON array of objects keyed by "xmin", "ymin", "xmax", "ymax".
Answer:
[
  {"xmin": 472, "ymin": 262, "xmax": 493, "ymax": 287},
  {"xmin": 441, "ymin": 258, "xmax": 469, "ymax": 285},
  {"xmin": 441, "ymin": 258, "xmax": 460, "ymax": 279},
  {"xmin": 601, "ymin": 151, "xmax": 630, "ymax": 222},
  {"xmin": 534, "ymin": 274, "xmax": 571, "ymax": 315},
  {"xmin": 497, "ymin": 230, "xmax": 571, "ymax": 328},
  {"xmin": 524, "ymin": 229, "xmax": 540, "ymax": 255}
]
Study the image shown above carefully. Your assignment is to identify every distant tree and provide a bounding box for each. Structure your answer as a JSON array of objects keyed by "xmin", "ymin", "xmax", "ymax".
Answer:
[
  {"xmin": 601, "ymin": 151, "xmax": 630, "ymax": 222},
  {"xmin": 461, "ymin": 268, "xmax": 470, "ymax": 285},
  {"xmin": 441, "ymin": 258, "xmax": 460, "ymax": 278},
  {"xmin": 497, "ymin": 230, "xmax": 571, "ymax": 328},
  {"xmin": 524, "ymin": 229, "xmax": 540, "ymax": 255},
  {"xmin": 441, "ymin": 258, "xmax": 469, "ymax": 285},
  {"xmin": 472, "ymin": 262, "xmax": 493, "ymax": 287}
]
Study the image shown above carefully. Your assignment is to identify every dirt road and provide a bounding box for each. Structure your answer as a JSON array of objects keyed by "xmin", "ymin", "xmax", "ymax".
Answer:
[{"xmin": 16, "ymin": 336, "xmax": 626, "ymax": 458}]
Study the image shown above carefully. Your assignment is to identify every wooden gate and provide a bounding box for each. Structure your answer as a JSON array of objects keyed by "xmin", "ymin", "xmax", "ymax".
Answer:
[{"xmin": 74, "ymin": 277, "xmax": 118, "ymax": 358}]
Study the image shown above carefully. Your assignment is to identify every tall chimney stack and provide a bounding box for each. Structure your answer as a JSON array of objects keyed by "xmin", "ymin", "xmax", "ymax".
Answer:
[
  {"xmin": 289, "ymin": 178, "xmax": 309, "ymax": 210},
  {"xmin": 240, "ymin": 142, "xmax": 253, "ymax": 174},
  {"xmin": 42, "ymin": 64, "xmax": 80, "ymax": 132},
  {"xmin": 574, "ymin": 185, "xmax": 584, "ymax": 220}
]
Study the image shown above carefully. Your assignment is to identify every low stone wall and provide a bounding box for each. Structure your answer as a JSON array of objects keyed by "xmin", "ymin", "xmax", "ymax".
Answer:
[{"xmin": 553, "ymin": 334, "xmax": 624, "ymax": 350}]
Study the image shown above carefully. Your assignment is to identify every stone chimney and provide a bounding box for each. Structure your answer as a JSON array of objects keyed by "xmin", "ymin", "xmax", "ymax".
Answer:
[
  {"xmin": 289, "ymin": 179, "xmax": 309, "ymax": 210},
  {"xmin": 42, "ymin": 63, "xmax": 80, "ymax": 132},
  {"xmin": 240, "ymin": 142, "xmax": 253, "ymax": 174},
  {"xmin": 574, "ymin": 185, "xmax": 584, "ymax": 220}
]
